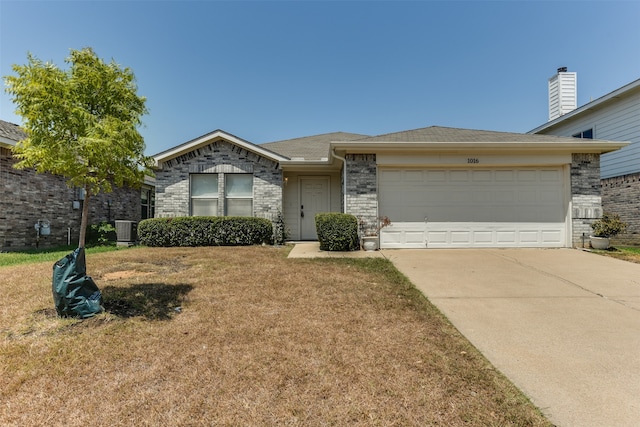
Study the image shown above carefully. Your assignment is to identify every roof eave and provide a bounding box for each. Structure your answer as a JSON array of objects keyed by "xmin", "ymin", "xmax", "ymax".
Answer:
[{"xmin": 0, "ymin": 136, "xmax": 17, "ymax": 148}]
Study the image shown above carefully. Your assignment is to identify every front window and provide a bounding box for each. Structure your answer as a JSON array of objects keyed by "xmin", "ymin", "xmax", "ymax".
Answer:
[
  {"xmin": 191, "ymin": 174, "xmax": 219, "ymax": 216},
  {"xmin": 189, "ymin": 173, "xmax": 254, "ymax": 217},
  {"xmin": 225, "ymin": 174, "xmax": 253, "ymax": 216}
]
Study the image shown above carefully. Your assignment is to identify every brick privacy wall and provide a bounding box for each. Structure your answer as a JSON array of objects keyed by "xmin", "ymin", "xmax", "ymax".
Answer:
[
  {"xmin": 601, "ymin": 172, "xmax": 640, "ymax": 245},
  {"xmin": 1, "ymin": 147, "xmax": 141, "ymax": 251},
  {"xmin": 344, "ymin": 154, "xmax": 378, "ymax": 234},
  {"xmin": 571, "ymin": 153, "xmax": 603, "ymax": 246},
  {"xmin": 155, "ymin": 140, "xmax": 282, "ymax": 219}
]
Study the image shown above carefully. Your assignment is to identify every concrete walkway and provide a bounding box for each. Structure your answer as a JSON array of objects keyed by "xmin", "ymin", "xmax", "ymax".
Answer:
[
  {"xmin": 382, "ymin": 248, "xmax": 640, "ymax": 427},
  {"xmin": 288, "ymin": 242, "xmax": 384, "ymax": 258}
]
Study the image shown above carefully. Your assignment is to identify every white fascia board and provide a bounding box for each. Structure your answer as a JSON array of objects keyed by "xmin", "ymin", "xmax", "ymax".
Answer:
[
  {"xmin": 331, "ymin": 141, "xmax": 629, "ymax": 154},
  {"xmin": 279, "ymin": 156, "xmax": 341, "ymax": 171},
  {"xmin": 153, "ymin": 130, "xmax": 288, "ymax": 166},
  {"xmin": 280, "ymin": 159, "xmax": 334, "ymax": 167},
  {"xmin": 530, "ymin": 78, "xmax": 640, "ymax": 134},
  {"xmin": 0, "ymin": 136, "xmax": 17, "ymax": 148}
]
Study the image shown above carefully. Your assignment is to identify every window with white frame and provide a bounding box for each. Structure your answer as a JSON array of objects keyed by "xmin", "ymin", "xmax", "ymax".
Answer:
[
  {"xmin": 190, "ymin": 174, "xmax": 219, "ymax": 216},
  {"xmin": 225, "ymin": 174, "xmax": 253, "ymax": 216}
]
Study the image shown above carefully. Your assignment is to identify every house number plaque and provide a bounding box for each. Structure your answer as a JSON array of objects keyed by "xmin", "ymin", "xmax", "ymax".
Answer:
[{"xmin": 467, "ymin": 158, "xmax": 480, "ymax": 164}]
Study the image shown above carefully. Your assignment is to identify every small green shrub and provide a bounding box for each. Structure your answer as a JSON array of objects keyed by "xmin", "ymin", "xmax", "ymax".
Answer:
[
  {"xmin": 591, "ymin": 212, "xmax": 627, "ymax": 238},
  {"xmin": 315, "ymin": 213, "xmax": 359, "ymax": 251},
  {"xmin": 87, "ymin": 221, "xmax": 116, "ymax": 246},
  {"xmin": 138, "ymin": 217, "xmax": 273, "ymax": 247}
]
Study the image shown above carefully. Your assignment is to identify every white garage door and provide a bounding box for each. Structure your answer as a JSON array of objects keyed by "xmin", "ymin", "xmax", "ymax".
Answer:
[{"xmin": 379, "ymin": 168, "xmax": 568, "ymax": 248}]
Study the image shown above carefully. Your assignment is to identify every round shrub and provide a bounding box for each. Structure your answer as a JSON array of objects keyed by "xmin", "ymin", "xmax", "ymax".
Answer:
[{"xmin": 315, "ymin": 213, "xmax": 359, "ymax": 251}]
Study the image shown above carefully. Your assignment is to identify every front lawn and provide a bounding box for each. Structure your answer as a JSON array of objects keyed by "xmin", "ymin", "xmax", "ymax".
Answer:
[
  {"xmin": 0, "ymin": 246, "xmax": 550, "ymax": 426},
  {"xmin": 592, "ymin": 246, "xmax": 640, "ymax": 264}
]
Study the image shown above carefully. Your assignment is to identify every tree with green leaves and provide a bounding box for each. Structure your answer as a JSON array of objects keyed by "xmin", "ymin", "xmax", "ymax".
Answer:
[{"xmin": 4, "ymin": 47, "xmax": 152, "ymax": 247}]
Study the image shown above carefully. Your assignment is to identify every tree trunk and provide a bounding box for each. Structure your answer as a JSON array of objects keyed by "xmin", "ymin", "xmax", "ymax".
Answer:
[{"xmin": 78, "ymin": 187, "xmax": 91, "ymax": 248}]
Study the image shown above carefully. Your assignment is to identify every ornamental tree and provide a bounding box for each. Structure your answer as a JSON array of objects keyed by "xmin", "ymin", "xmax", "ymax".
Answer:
[{"xmin": 4, "ymin": 47, "xmax": 152, "ymax": 247}]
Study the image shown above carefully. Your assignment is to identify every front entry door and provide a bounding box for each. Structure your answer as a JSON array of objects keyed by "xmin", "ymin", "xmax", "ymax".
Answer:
[{"xmin": 300, "ymin": 177, "xmax": 329, "ymax": 240}]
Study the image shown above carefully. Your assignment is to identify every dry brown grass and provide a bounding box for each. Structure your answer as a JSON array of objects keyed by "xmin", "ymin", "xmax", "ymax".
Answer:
[{"xmin": 0, "ymin": 246, "xmax": 551, "ymax": 426}]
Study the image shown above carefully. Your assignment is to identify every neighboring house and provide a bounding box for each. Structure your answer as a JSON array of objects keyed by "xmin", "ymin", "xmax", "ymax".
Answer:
[
  {"xmin": 0, "ymin": 119, "xmax": 149, "ymax": 250},
  {"xmin": 153, "ymin": 126, "xmax": 625, "ymax": 249},
  {"xmin": 530, "ymin": 75, "xmax": 640, "ymax": 244}
]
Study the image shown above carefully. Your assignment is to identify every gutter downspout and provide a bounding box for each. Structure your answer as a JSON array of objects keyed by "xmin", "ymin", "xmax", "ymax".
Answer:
[{"xmin": 331, "ymin": 149, "xmax": 347, "ymax": 213}]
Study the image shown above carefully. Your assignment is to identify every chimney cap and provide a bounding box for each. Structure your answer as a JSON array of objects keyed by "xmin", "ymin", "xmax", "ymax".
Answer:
[{"xmin": 557, "ymin": 66, "xmax": 568, "ymax": 73}]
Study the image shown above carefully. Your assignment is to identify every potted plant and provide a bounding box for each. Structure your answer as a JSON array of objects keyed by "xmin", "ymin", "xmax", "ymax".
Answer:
[
  {"xmin": 590, "ymin": 212, "xmax": 627, "ymax": 250},
  {"xmin": 360, "ymin": 216, "xmax": 392, "ymax": 251}
]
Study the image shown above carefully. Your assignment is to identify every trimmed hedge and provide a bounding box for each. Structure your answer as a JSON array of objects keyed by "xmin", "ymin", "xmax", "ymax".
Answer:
[
  {"xmin": 138, "ymin": 217, "xmax": 273, "ymax": 247},
  {"xmin": 315, "ymin": 213, "xmax": 359, "ymax": 251}
]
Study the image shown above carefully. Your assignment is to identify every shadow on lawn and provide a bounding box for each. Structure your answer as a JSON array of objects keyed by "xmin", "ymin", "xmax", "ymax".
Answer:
[{"xmin": 102, "ymin": 283, "xmax": 193, "ymax": 320}]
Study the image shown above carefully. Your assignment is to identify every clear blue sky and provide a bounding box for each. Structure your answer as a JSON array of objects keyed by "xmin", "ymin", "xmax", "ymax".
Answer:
[{"xmin": 2, "ymin": 1, "xmax": 639, "ymax": 155}]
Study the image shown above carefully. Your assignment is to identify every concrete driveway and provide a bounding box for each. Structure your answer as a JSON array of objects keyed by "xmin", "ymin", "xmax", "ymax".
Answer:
[{"xmin": 382, "ymin": 248, "xmax": 640, "ymax": 427}]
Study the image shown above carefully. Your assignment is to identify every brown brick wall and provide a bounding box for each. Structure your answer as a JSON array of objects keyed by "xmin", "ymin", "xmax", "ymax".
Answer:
[
  {"xmin": 1, "ymin": 147, "xmax": 141, "ymax": 251},
  {"xmin": 601, "ymin": 172, "xmax": 640, "ymax": 245}
]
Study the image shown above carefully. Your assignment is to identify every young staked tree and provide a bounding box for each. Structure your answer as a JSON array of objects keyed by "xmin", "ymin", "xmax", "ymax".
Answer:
[{"xmin": 4, "ymin": 47, "xmax": 152, "ymax": 247}]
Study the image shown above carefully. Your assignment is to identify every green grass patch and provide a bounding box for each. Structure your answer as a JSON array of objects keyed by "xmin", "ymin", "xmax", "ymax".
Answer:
[
  {"xmin": 0, "ymin": 245, "xmax": 127, "ymax": 268},
  {"xmin": 617, "ymin": 246, "xmax": 640, "ymax": 254}
]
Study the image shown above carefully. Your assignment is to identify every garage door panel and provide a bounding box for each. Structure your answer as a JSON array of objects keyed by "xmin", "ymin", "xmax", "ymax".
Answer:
[
  {"xmin": 382, "ymin": 222, "xmax": 566, "ymax": 248},
  {"xmin": 472, "ymin": 170, "xmax": 492, "ymax": 181},
  {"xmin": 426, "ymin": 170, "xmax": 446, "ymax": 181},
  {"xmin": 404, "ymin": 170, "xmax": 424, "ymax": 182},
  {"xmin": 379, "ymin": 167, "xmax": 568, "ymax": 248},
  {"xmin": 495, "ymin": 170, "xmax": 515, "ymax": 181},
  {"xmin": 519, "ymin": 231, "xmax": 540, "ymax": 244},
  {"xmin": 450, "ymin": 170, "xmax": 470, "ymax": 181},
  {"xmin": 540, "ymin": 189, "xmax": 562, "ymax": 203},
  {"xmin": 518, "ymin": 170, "xmax": 537, "ymax": 181},
  {"xmin": 540, "ymin": 169, "xmax": 561, "ymax": 181}
]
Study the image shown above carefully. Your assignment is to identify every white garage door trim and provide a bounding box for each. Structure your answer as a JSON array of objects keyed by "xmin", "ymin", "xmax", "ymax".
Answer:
[{"xmin": 379, "ymin": 167, "xmax": 570, "ymax": 249}]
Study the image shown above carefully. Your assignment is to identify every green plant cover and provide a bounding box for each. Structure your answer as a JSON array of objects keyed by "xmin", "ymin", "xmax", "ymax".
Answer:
[
  {"xmin": 52, "ymin": 247, "xmax": 103, "ymax": 318},
  {"xmin": 591, "ymin": 212, "xmax": 627, "ymax": 238},
  {"xmin": 137, "ymin": 217, "xmax": 273, "ymax": 247},
  {"xmin": 315, "ymin": 213, "xmax": 359, "ymax": 251}
]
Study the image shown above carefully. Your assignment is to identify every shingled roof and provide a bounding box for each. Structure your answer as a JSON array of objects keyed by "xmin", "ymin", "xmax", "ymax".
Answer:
[
  {"xmin": 352, "ymin": 126, "xmax": 594, "ymax": 144},
  {"xmin": 0, "ymin": 119, "xmax": 26, "ymax": 146},
  {"xmin": 260, "ymin": 132, "xmax": 369, "ymax": 160}
]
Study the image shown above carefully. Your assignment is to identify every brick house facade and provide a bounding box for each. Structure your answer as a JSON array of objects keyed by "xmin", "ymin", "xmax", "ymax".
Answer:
[
  {"xmin": 155, "ymin": 139, "xmax": 283, "ymax": 219},
  {"xmin": 601, "ymin": 172, "xmax": 640, "ymax": 245},
  {"xmin": 0, "ymin": 120, "xmax": 146, "ymax": 251},
  {"xmin": 154, "ymin": 131, "xmax": 285, "ymax": 222},
  {"xmin": 154, "ymin": 126, "xmax": 623, "ymax": 249}
]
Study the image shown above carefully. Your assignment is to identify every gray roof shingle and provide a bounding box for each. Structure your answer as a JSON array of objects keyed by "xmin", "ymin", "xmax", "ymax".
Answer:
[
  {"xmin": 0, "ymin": 119, "xmax": 26, "ymax": 144},
  {"xmin": 260, "ymin": 132, "xmax": 369, "ymax": 160},
  {"xmin": 352, "ymin": 126, "xmax": 590, "ymax": 143}
]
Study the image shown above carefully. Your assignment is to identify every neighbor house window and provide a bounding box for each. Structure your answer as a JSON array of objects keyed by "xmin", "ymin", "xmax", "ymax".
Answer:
[
  {"xmin": 225, "ymin": 174, "xmax": 253, "ymax": 216},
  {"xmin": 141, "ymin": 187, "xmax": 155, "ymax": 219},
  {"xmin": 572, "ymin": 128, "xmax": 593, "ymax": 139},
  {"xmin": 190, "ymin": 174, "xmax": 219, "ymax": 216}
]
